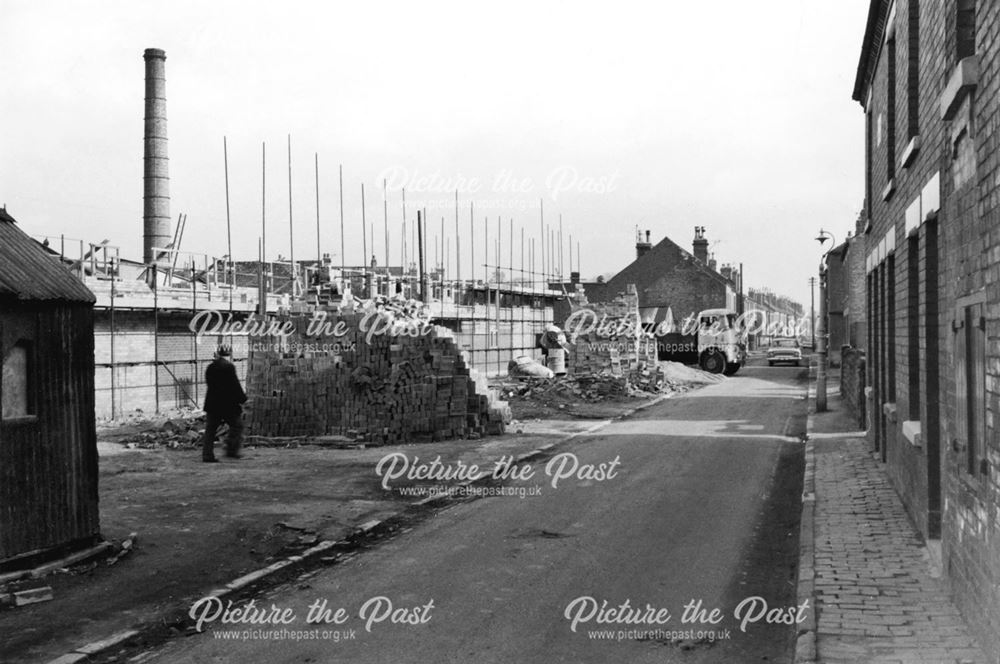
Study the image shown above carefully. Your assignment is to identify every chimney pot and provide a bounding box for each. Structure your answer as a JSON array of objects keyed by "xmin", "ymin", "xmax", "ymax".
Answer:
[
  {"xmin": 692, "ymin": 227, "xmax": 709, "ymax": 264},
  {"xmin": 635, "ymin": 228, "xmax": 652, "ymax": 259}
]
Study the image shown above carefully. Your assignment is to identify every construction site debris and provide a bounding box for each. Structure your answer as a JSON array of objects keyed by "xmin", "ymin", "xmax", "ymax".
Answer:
[
  {"xmin": 105, "ymin": 412, "xmax": 209, "ymax": 450},
  {"xmin": 106, "ymin": 533, "xmax": 139, "ymax": 567},
  {"xmin": 13, "ymin": 586, "xmax": 53, "ymax": 607},
  {"xmin": 508, "ymin": 355, "xmax": 554, "ymax": 379},
  {"xmin": 501, "ymin": 361, "xmax": 721, "ymax": 406}
]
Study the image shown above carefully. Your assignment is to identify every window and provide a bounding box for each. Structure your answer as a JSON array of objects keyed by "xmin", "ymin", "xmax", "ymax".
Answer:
[
  {"xmin": 866, "ymin": 109, "xmax": 873, "ymax": 219},
  {"xmin": 907, "ymin": 236, "xmax": 920, "ymax": 420},
  {"xmin": 906, "ymin": 0, "xmax": 920, "ymax": 139},
  {"xmin": 887, "ymin": 255, "xmax": 896, "ymax": 397},
  {"xmin": 955, "ymin": 298, "xmax": 986, "ymax": 478},
  {"xmin": 2, "ymin": 341, "xmax": 33, "ymax": 420},
  {"xmin": 886, "ymin": 34, "xmax": 897, "ymax": 182},
  {"xmin": 956, "ymin": 0, "xmax": 976, "ymax": 60},
  {"xmin": 699, "ymin": 314, "xmax": 731, "ymax": 330}
]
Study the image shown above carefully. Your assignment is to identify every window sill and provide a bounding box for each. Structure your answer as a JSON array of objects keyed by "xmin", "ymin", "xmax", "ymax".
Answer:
[
  {"xmin": 901, "ymin": 136, "xmax": 920, "ymax": 169},
  {"xmin": 902, "ymin": 420, "xmax": 922, "ymax": 447},
  {"xmin": 1, "ymin": 415, "xmax": 38, "ymax": 426},
  {"xmin": 941, "ymin": 56, "xmax": 979, "ymax": 121},
  {"xmin": 881, "ymin": 179, "xmax": 895, "ymax": 202}
]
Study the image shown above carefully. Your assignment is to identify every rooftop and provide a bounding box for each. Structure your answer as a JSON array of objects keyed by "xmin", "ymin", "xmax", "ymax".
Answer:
[{"xmin": 0, "ymin": 209, "xmax": 96, "ymax": 303}]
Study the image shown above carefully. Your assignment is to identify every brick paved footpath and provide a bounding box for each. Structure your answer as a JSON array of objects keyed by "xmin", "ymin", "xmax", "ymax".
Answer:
[{"xmin": 804, "ymin": 381, "xmax": 989, "ymax": 664}]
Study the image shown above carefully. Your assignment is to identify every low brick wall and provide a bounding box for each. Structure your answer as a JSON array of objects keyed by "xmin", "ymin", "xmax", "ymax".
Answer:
[
  {"xmin": 840, "ymin": 347, "xmax": 866, "ymax": 430},
  {"xmin": 245, "ymin": 308, "xmax": 506, "ymax": 443}
]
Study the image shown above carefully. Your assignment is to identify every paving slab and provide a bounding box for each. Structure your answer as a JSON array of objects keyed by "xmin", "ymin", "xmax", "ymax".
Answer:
[{"xmin": 800, "ymin": 375, "xmax": 988, "ymax": 664}]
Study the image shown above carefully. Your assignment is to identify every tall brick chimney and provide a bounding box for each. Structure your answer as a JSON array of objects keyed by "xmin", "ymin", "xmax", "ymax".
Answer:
[
  {"xmin": 692, "ymin": 226, "xmax": 708, "ymax": 263},
  {"xmin": 143, "ymin": 48, "xmax": 170, "ymax": 264},
  {"xmin": 635, "ymin": 228, "xmax": 652, "ymax": 259}
]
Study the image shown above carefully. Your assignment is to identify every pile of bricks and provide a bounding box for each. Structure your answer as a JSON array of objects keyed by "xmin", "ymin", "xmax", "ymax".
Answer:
[{"xmin": 246, "ymin": 305, "xmax": 510, "ymax": 444}]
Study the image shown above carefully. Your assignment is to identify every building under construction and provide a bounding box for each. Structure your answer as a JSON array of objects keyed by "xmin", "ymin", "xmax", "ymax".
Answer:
[
  {"xmin": 35, "ymin": 237, "xmax": 562, "ymax": 419},
  {"xmin": 10, "ymin": 48, "xmax": 567, "ymax": 420}
]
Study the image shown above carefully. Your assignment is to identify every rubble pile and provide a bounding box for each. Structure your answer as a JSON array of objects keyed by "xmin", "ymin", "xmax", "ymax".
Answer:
[
  {"xmin": 100, "ymin": 411, "xmax": 208, "ymax": 449},
  {"xmin": 502, "ymin": 364, "xmax": 694, "ymax": 405},
  {"xmin": 247, "ymin": 297, "xmax": 511, "ymax": 444}
]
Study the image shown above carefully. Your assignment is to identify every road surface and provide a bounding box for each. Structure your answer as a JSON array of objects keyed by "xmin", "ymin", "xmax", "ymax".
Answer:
[{"xmin": 142, "ymin": 362, "xmax": 808, "ymax": 663}]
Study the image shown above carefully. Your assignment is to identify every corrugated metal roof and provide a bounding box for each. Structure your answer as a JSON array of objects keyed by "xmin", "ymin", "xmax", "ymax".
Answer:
[{"xmin": 0, "ymin": 208, "xmax": 96, "ymax": 303}]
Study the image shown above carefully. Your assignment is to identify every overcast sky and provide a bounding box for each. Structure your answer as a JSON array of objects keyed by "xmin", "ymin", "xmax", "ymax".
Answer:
[{"xmin": 2, "ymin": 0, "xmax": 869, "ymax": 308}]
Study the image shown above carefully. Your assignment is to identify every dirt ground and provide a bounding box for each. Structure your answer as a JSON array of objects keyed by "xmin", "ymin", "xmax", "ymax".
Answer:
[{"xmin": 0, "ymin": 417, "xmax": 608, "ymax": 663}]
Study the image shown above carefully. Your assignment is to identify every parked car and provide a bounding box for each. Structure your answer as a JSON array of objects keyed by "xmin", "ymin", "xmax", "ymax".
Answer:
[{"xmin": 767, "ymin": 338, "xmax": 802, "ymax": 366}]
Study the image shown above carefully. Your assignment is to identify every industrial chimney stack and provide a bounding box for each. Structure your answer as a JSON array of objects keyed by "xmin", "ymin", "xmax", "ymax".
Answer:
[{"xmin": 142, "ymin": 48, "xmax": 170, "ymax": 264}]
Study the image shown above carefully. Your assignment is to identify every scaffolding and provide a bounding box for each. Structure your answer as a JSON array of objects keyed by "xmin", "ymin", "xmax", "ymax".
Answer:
[{"xmin": 36, "ymin": 234, "xmax": 568, "ymax": 418}]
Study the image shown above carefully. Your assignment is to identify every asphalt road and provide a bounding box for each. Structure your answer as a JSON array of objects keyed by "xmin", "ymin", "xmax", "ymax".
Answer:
[{"xmin": 144, "ymin": 362, "xmax": 809, "ymax": 664}]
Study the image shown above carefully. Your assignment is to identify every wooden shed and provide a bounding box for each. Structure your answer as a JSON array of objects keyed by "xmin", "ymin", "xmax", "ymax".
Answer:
[{"xmin": 0, "ymin": 208, "xmax": 100, "ymax": 568}]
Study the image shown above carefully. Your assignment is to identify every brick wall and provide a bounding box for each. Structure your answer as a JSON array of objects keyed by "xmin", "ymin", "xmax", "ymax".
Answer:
[
  {"xmin": 846, "ymin": 234, "xmax": 868, "ymax": 347},
  {"xmin": 589, "ymin": 235, "xmax": 733, "ymax": 322},
  {"xmin": 863, "ymin": 0, "xmax": 946, "ymax": 527},
  {"xmin": 841, "ymin": 347, "xmax": 867, "ymax": 429},
  {"xmin": 938, "ymin": 3, "xmax": 1000, "ymax": 656},
  {"xmin": 639, "ymin": 272, "xmax": 729, "ymax": 324},
  {"xmin": 857, "ymin": 1, "xmax": 1000, "ymax": 658}
]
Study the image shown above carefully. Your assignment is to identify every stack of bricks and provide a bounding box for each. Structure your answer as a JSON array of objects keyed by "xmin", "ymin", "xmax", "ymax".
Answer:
[
  {"xmin": 568, "ymin": 285, "xmax": 650, "ymax": 376},
  {"xmin": 246, "ymin": 306, "xmax": 509, "ymax": 444}
]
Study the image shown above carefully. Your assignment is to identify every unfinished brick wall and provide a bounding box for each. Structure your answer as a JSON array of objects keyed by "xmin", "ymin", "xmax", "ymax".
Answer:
[
  {"xmin": 92, "ymin": 309, "xmax": 249, "ymax": 418},
  {"xmin": 245, "ymin": 308, "xmax": 506, "ymax": 444},
  {"xmin": 567, "ymin": 286, "xmax": 656, "ymax": 375}
]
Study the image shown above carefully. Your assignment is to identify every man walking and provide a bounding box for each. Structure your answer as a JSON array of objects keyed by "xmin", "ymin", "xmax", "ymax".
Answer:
[{"xmin": 201, "ymin": 344, "xmax": 247, "ymax": 462}]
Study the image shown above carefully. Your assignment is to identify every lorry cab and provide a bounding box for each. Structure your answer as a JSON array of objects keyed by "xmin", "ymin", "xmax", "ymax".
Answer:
[{"xmin": 697, "ymin": 308, "xmax": 746, "ymax": 375}]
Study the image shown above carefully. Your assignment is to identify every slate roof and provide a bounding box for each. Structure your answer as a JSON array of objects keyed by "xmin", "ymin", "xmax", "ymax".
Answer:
[
  {"xmin": 0, "ymin": 208, "xmax": 96, "ymax": 303},
  {"xmin": 853, "ymin": 0, "xmax": 891, "ymax": 103},
  {"xmin": 592, "ymin": 234, "xmax": 733, "ymax": 304}
]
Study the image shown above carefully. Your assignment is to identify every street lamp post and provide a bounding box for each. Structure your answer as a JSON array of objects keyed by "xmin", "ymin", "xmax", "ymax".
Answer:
[
  {"xmin": 815, "ymin": 229, "xmax": 836, "ymax": 413},
  {"xmin": 809, "ymin": 276, "xmax": 816, "ymax": 349}
]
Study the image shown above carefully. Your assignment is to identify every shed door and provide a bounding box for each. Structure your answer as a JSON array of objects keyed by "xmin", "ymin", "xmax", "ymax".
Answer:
[{"xmin": 0, "ymin": 312, "xmax": 43, "ymax": 562}]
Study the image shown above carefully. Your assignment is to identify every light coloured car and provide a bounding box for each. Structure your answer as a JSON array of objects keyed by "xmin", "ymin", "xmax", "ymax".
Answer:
[{"xmin": 767, "ymin": 338, "xmax": 802, "ymax": 366}]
